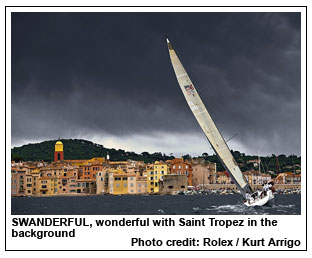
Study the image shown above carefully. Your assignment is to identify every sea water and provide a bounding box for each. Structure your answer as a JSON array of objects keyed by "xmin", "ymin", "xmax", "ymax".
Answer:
[{"xmin": 11, "ymin": 194, "xmax": 301, "ymax": 215}]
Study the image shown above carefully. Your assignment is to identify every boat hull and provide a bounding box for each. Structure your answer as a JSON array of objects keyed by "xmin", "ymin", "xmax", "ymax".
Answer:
[{"xmin": 244, "ymin": 190, "xmax": 274, "ymax": 207}]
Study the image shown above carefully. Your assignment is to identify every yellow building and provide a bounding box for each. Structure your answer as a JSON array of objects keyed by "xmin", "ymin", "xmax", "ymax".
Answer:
[
  {"xmin": 108, "ymin": 169, "xmax": 129, "ymax": 195},
  {"xmin": 38, "ymin": 177, "xmax": 55, "ymax": 195},
  {"xmin": 24, "ymin": 174, "xmax": 33, "ymax": 196},
  {"xmin": 30, "ymin": 168, "xmax": 40, "ymax": 195},
  {"xmin": 147, "ymin": 161, "xmax": 169, "ymax": 193}
]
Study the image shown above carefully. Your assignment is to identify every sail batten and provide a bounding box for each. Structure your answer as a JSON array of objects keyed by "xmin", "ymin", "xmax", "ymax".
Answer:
[{"xmin": 166, "ymin": 38, "xmax": 251, "ymax": 195}]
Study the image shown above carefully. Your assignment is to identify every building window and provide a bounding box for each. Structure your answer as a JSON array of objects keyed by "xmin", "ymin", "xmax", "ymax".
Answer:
[
  {"xmin": 138, "ymin": 189, "xmax": 141, "ymax": 193},
  {"xmin": 173, "ymin": 165, "xmax": 175, "ymax": 169},
  {"xmin": 138, "ymin": 183, "xmax": 141, "ymax": 187},
  {"xmin": 130, "ymin": 177, "xmax": 134, "ymax": 180},
  {"xmin": 130, "ymin": 183, "xmax": 134, "ymax": 187},
  {"xmin": 181, "ymin": 185, "xmax": 185, "ymax": 188},
  {"xmin": 185, "ymin": 165, "xmax": 188, "ymax": 169},
  {"xmin": 168, "ymin": 186, "xmax": 173, "ymax": 189},
  {"xmin": 116, "ymin": 184, "xmax": 120, "ymax": 187},
  {"xmin": 155, "ymin": 171, "xmax": 157, "ymax": 175},
  {"xmin": 131, "ymin": 189, "xmax": 134, "ymax": 193},
  {"xmin": 101, "ymin": 178, "xmax": 104, "ymax": 181},
  {"xmin": 42, "ymin": 185, "xmax": 47, "ymax": 189},
  {"xmin": 179, "ymin": 166, "xmax": 181, "ymax": 169},
  {"xmin": 124, "ymin": 183, "xmax": 127, "ymax": 187},
  {"xmin": 155, "ymin": 176, "xmax": 158, "ymax": 180}
]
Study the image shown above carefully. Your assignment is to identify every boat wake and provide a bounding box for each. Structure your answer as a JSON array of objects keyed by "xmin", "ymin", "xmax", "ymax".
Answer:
[{"xmin": 201, "ymin": 202, "xmax": 299, "ymax": 215}]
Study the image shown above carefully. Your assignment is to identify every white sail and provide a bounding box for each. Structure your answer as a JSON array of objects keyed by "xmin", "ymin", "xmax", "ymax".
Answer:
[{"xmin": 166, "ymin": 38, "xmax": 252, "ymax": 195}]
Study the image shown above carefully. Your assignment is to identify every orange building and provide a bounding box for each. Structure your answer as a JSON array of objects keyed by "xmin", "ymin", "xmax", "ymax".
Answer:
[
  {"xmin": 79, "ymin": 163, "xmax": 103, "ymax": 179},
  {"xmin": 170, "ymin": 158, "xmax": 193, "ymax": 186}
]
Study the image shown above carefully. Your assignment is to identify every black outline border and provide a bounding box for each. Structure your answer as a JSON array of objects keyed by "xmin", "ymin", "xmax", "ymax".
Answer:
[{"xmin": 4, "ymin": 5, "xmax": 308, "ymax": 252}]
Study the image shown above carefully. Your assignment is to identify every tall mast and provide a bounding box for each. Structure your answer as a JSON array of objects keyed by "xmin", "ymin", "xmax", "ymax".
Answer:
[{"xmin": 258, "ymin": 150, "xmax": 261, "ymax": 174}]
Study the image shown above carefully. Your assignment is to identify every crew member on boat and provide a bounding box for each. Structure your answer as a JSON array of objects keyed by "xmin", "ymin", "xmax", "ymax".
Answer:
[{"xmin": 260, "ymin": 181, "xmax": 274, "ymax": 198}]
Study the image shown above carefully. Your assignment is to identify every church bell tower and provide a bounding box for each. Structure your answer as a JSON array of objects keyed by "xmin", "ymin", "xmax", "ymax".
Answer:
[{"xmin": 54, "ymin": 140, "xmax": 64, "ymax": 161}]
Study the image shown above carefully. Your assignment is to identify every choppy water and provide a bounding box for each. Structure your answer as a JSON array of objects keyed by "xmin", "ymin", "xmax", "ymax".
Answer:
[{"xmin": 11, "ymin": 194, "xmax": 301, "ymax": 215}]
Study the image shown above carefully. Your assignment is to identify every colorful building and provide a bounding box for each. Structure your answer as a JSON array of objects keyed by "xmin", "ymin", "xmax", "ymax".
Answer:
[
  {"xmin": 192, "ymin": 162, "xmax": 217, "ymax": 186},
  {"xmin": 147, "ymin": 161, "xmax": 169, "ymax": 193},
  {"xmin": 108, "ymin": 171, "xmax": 129, "ymax": 195},
  {"xmin": 170, "ymin": 158, "xmax": 193, "ymax": 186},
  {"xmin": 38, "ymin": 177, "xmax": 54, "ymax": 195},
  {"xmin": 274, "ymin": 172, "xmax": 301, "ymax": 185},
  {"xmin": 136, "ymin": 176, "xmax": 147, "ymax": 194}
]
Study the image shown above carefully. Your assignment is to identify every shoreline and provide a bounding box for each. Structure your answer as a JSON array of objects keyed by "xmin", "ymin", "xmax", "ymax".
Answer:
[{"xmin": 12, "ymin": 187, "xmax": 301, "ymax": 198}]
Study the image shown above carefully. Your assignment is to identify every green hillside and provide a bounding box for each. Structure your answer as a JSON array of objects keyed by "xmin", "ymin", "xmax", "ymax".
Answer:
[
  {"xmin": 11, "ymin": 139, "xmax": 174, "ymax": 163},
  {"xmin": 11, "ymin": 139, "xmax": 301, "ymax": 175}
]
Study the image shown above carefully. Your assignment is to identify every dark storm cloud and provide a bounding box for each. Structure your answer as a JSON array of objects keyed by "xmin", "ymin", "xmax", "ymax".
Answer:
[{"xmin": 11, "ymin": 12, "xmax": 301, "ymax": 155}]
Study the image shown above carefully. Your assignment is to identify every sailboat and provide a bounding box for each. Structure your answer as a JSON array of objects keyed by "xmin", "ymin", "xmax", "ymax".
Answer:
[{"xmin": 166, "ymin": 37, "xmax": 274, "ymax": 207}]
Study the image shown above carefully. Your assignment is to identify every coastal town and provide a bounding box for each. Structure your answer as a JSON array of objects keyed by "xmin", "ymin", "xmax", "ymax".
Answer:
[{"xmin": 11, "ymin": 141, "xmax": 301, "ymax": 197}]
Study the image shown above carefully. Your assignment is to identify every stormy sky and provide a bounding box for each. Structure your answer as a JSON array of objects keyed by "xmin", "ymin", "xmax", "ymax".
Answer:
[{"xmin": 11, "ymin": 12, "xmax": 301, "ymax": 156}]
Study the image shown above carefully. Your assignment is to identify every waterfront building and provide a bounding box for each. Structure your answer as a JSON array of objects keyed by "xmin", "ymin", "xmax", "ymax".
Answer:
[
  {"xmin": 24, "ymin": 173, "xmax": 33, "ymax": 196},
  {"xmin": 159, "ymin": 174, "xmax": 188, "ymax": 194},
  {"xmin": 96, "ymin": 170, "xmax": 109, "ymax": 194},
  {"xmin": 216, "ymin": 171, "xmax": 231, "ymax": 184},
  {"xmin": 136, "ymin": 176, "xmax": 147, "ymax": 194},
  {"xmin": 11, "ymin": 168, "xmax": 27, "ymax": 197},
  {"xmin": 192, "ymin": 162, "xmax": 217, "ymax": 186},
  {"xmin": 128, "ymin": 174, "xmax": 137, "ymax": 194},
  {"xmin": 76, "ymin": 179, "xmax": 96, "ymax": 194},
  {"xmin": 147, "ymin": 161, "xmax": 169, "ymax": 193},
  {"xmin": 170, "ymin": 158, "xmax": 193, "ymax": 186},
  {"xmin": 108, "ymin": 171, "xmax": 129, "ymax": 195},
  {"xmin": 54, "ymin": 141, "xmax": 64, "ymax": 162},
  {"xmin": 31, "ymin": 171, "xmax": 40, "ymax": 195},
  {"xmin": 38, "ymin": 177, "xmax": 54, "ymax": 195},
  {"xmin": 243, "ymin": 171, "xmax": 272, "ymax": 185},
  {"xmin": 274, "ymin": 172, "xmax": 301, "ymax": 185}
]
